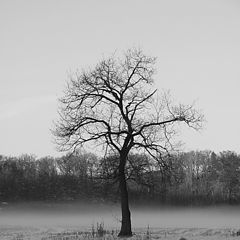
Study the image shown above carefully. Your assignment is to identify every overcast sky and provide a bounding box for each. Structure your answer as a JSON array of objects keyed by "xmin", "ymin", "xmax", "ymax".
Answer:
[{"xmin": 0, "ymin": 0, "xmax": 240, "ymax": 157}]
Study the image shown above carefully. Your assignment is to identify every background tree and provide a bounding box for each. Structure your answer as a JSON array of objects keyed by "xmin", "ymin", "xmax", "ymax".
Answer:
[
  {"xmin": 217, "ymin": 151, "xmax": 240, "ymax": 203},
  {"xmin": 53, "ymin": 48, "xmax": 203, "ymax": 236}
]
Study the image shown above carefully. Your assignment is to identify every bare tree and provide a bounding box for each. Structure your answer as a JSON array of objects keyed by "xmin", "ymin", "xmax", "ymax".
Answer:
[{"xmin": 53, "ymin": 48, "xmax": 203, "ymax": 236}]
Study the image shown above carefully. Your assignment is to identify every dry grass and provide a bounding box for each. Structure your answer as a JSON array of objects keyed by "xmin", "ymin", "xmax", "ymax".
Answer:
[{"xmin": 0, "ymin": 226, "xmax": 240, "ymax": 240}]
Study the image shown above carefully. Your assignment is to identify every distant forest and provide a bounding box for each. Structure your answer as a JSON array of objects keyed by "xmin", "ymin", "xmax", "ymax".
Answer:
[{"xmin": 0, "ymin": 150, "xmax": 239, "ymax": 205}]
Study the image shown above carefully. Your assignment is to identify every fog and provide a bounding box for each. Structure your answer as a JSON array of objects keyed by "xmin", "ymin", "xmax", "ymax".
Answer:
[{"xmin": 0, "ymin": 202, "xmax": 240, "ymax": 230}]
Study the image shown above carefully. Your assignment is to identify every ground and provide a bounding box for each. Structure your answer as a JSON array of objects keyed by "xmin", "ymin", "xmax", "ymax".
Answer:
[
  {"xmin": 1, "ymin": 202, "xmax": 240, "ymax": 240},
  {"xmin": 0, "ymin": 227, "xmax": 239, "ymax": 240}
]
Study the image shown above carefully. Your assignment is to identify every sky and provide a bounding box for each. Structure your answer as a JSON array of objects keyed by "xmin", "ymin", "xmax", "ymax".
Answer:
[{"xmin": 0, "ymin": 0, "xmax": 240, "ymax": 158}]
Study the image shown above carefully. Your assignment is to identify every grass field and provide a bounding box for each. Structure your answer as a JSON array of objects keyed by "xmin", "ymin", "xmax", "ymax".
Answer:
[
  {"xmin": 0, "ymin": 226, "xmax": 240, "ymax": 240},
  {"xmin": 1, "ymin": 202, "xmax": 240, "ymax": 240}
]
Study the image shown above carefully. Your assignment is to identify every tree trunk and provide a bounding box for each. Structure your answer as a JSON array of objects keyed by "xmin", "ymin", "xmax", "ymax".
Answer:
[{"xmin": 118, "ymin": 156, "xmax": 132, "ymax": 237}]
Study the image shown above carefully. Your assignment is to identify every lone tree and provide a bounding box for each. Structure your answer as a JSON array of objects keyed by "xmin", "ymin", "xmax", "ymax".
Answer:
[{"xmin": 53, "ymin": 49, "xmax": 203, "ymax": 237}]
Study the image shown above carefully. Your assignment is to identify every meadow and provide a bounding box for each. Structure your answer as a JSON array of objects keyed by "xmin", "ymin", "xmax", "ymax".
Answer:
[{"xmin": 1, "ymin": 202, "xmax": 240, "ymax": 240}]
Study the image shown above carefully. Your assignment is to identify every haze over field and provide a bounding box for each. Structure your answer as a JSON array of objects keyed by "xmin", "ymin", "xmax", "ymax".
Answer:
[
  {"xmin": 1, "ymin": 202, "xmax": 240, "ymax": 229},
  {"xmin": 0, "ymin": 0, "xmax": 240, "ymax": 157}
]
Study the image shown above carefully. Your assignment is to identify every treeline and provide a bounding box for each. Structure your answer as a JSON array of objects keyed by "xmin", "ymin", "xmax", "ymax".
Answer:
[{"xmin": 0, "ymin": 150, "xmax": 240, "ymax": 205}]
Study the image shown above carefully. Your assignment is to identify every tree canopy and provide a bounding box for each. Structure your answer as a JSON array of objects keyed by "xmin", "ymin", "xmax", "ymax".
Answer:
[{"xmin": 54, "ymin": 49, "xmax": 203, "ymax": 161}]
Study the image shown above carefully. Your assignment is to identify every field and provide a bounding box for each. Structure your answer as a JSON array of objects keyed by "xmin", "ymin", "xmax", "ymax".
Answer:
[
  {"xmin": 1, "ymin": 226, "xmax": 240, "ymax": 240},
  {"xmin": 1, "ymin": 202, "xmax": 240, "ymax": 240}
]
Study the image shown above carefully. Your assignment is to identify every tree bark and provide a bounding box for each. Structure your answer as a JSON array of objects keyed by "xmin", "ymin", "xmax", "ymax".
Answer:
[{"xmin": 118, "ymin": 156, "xmax": 132, "ymax": 237}]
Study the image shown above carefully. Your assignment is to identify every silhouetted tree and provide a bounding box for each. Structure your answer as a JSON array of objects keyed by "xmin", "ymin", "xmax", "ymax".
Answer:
[{"xmin": 53, "ymin": 48, "xmax": 203, "ymax": 236}]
